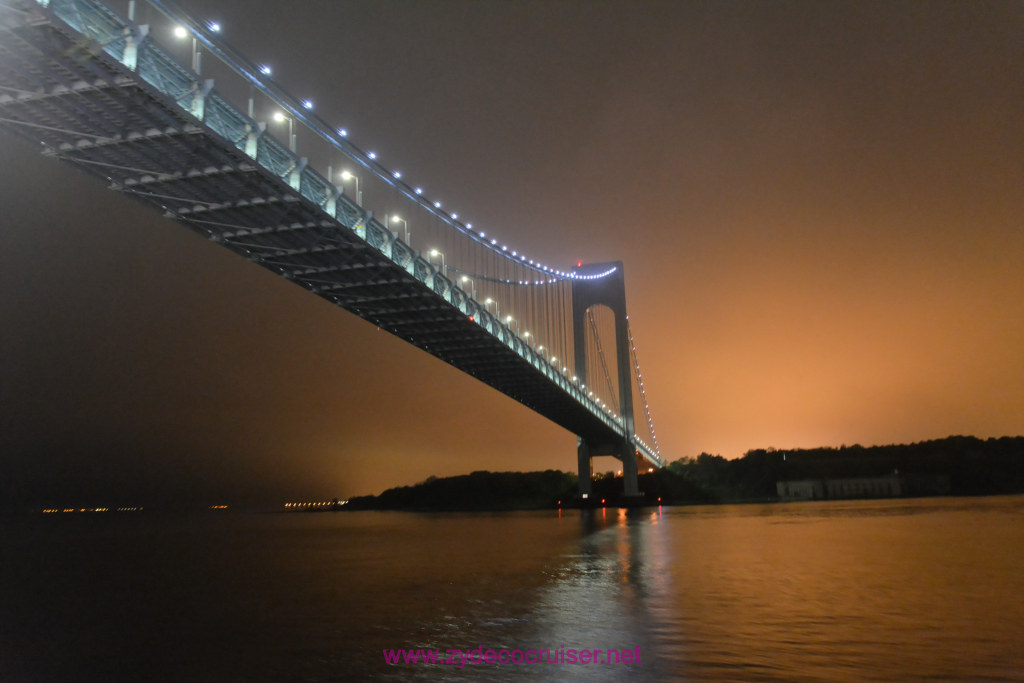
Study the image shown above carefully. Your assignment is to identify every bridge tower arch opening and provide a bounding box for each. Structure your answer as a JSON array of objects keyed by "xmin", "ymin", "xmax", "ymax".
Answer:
[{"xmin": 571, "ymin": 261, "xmax": 641, "ymax": 500}]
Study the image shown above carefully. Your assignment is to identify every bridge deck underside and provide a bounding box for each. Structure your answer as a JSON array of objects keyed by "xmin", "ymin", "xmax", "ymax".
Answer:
[{"xmin": 0, "ymin": 5, "xmax": 637, "ymax": 452}]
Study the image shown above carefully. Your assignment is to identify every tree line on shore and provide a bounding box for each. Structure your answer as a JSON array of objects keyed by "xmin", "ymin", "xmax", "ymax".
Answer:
[{"xmin": 342, "ymin": 435, "xmax": 1024, "ymax": 510}]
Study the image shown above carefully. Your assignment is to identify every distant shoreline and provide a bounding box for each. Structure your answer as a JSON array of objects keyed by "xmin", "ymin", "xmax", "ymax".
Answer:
[
  {"xmin": 16, "ymin": 436, "xmax": 1021, "ymax": 515},
  {"xmin": 315, "ymin": 436, "xmax": 1024, "ymax": 512}
]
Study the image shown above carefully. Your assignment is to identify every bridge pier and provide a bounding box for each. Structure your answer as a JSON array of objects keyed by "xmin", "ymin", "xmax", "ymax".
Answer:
[
  {"xmin": 577, "ymin": 438, "xmax": 641, "ymax": 502},
  {"xmin": 620, "ymin": 443, "xmax": 640, "ymax": 497},
  {"xmin": 577, "ymin": 438, "xmax": 594, "ymax": 499}
]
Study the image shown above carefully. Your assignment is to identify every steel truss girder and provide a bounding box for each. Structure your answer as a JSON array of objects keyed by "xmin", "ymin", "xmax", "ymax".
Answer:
[
  {"xmin": 220, "ymin": 234, "xmax": 344, "ymax": 259},
  {"xmin": 53, "ymin": 118, "xmax": 189, "ymax": 151},
  {"xmin": 302, "ymin": 277, "xmax": 409, "ymax": 296},
  {"xmin": 123, "ymin": 164, "xmax": 261, "ymax": 189},
  {"xmin": 0, "ymin": 73, "xmax": 128, "ymax": 104},
  {"xmin": 285, "ymin": 261, "xmax": 383, "ymax": 279}
]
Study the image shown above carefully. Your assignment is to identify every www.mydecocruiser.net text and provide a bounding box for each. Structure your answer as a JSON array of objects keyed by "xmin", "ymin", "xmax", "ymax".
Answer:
[{"xmin": 383, "ymin": 645, "xmax": 642, "ymax": 668}]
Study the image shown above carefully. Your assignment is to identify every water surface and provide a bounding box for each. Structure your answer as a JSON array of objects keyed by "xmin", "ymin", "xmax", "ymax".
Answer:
[{"xmin": 2, "ymin": 496, "xmax": 1022, "ymax": 681}]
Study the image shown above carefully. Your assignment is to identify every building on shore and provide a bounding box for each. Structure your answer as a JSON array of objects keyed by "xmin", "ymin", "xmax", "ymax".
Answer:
[
  {"xmin": 777, "ymin": 474, "xmax": 900, "ymax": 501},
  {"xmin": 776, "ymin": 472, "xmax": 950, "ymax": 501}
]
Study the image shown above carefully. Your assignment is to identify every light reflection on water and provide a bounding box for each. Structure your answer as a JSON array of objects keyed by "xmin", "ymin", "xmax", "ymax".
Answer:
[
  {"xmin": 2, "ymin": 497, "xmax": 1023, "ymax": 681},
  {"xmin": 403, "ymin": 497, "xmax": 1024, "ymax": 682}
]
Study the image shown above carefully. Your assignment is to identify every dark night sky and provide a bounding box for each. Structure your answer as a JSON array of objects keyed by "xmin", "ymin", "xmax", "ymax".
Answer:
[{"xmin": 2, "ymin": 0, "xmax": 1022, "ymax": 508}]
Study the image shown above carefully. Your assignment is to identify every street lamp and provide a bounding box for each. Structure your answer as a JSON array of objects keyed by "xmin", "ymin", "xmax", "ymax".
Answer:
[
  {"xmin": 505, "ymin": 314, "xmax": 518, "ymax": 334},
  {"xmin": 389, "ymin": 215, "xmax": 409, "ymax": 243},
  {"xmin": 174, "ymin": 25, "xmax": 201, "ymax": 75},
  {"xmin": 428, "ymin": 249, "xmax": 446, "ymax": 276},
  {"xmin": 273, "ymin": 111, "xmax": 295, "ymax": 152},
  {"xmin": 484, "ymin": 298, "xmax": 500, "ymax": 318},
  {"xmin": 459, "ymin": 275, "xmax": 476, "ymax": 298},
  {"xmin": 340, "ymin": 170, "xmax": 361, "ymax": 206}
]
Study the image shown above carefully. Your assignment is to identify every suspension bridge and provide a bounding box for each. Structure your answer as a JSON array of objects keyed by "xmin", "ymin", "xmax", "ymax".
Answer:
[{"xmin": 0, "ymin": 0, "xmax": 664, "ymax": 499}]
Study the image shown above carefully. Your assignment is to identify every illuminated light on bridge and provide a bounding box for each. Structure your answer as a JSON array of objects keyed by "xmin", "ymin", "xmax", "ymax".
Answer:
[{"xmin": 0, "ymin": 0, "xmax": 664, "ymax": 498}]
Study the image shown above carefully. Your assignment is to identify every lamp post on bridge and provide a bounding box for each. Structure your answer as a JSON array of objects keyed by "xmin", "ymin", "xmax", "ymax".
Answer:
[
  {"xmin": 428, "ymin": 249, "xmax": 447, "ymax": 277},
  {"xmin": 459, "ymin": 275, "xmax": 476, "ymax": 298},
  {"xmin": 484, "ymin": 298, "xmax": 500, "ymax": 319},
  {"xmin": 173, "ymin": 25, "xmax": 202, "ymax": 75},
  {"xmin": 340, "ymin": 170, "xmax": 362, "ymax": 206},
  {"xmin": 272, "ymin": 111, "xmax": 296, "ymax": 152},
  {"xmin": 389, "ymin": 215, "xmax": 408, "ymax": 243}
]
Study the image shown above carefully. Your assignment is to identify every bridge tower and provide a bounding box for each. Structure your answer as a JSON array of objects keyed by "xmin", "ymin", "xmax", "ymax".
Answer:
[{"xmin": 572, "ymin": 261, "xmax": 641, "ymax": 500}]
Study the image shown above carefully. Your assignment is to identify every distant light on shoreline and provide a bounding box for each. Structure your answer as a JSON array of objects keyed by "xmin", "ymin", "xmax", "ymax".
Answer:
[
  {"xmin": 284, "ymin": 500, "xmax": 348, "ymax": 510},
  {"xmin": 41, "ymin": 506, "xmax": 143, "ymax": 513}
]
